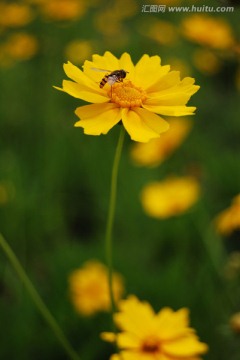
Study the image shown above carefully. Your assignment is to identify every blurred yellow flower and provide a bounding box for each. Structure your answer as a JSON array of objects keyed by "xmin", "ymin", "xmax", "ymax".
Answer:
[
  {"xmin": 215, "ymin": 194, "xmax": 240, "ymax": 236},
  {"xmin": 55, "ymin": 51, "xmax": 199, "ymax": 142},
  {"xmin": 167, "ymin": 58, "xmax": 192, "ymax": 78},
  {"xmin": 142, "ymin": 20, "xmax": 178, "ymax": 46},
  {"xmin": 0, "ymin": 3, "xmax": 33, "ymax": 28},
  {"xmin": 130, "ymin": 118, "xmax": 192, "ymax": 167},
  {"xmin": 102, "ymin": 295, "xmax": 208, "ymax": 360},
  {"xmin": 181, "ymin": 15, "xmax": 235, "ymax": 50},
  {"xmin": 37, "ymin": 0, "xmax": 86, "ymax": 21},
  {"xmin": 69, "ymin": 260, "xmax": 124, "ymax": 316},
  {"xmin": 141, "ymin": 176, "xmax": 200, "ymax": 219},
  {"xmin": 230, "ymin": 312, "xmax": 240, "ymax": 334},
  {"xmin": 192, "ymin": 48, "xmax": 222, "ymax": 75},
  {"xmin": 64, "ymin": 40, "xmax": 93, "ymax": 65},
  {"xmin": 4, "ymin": 32, "xmax": 38, "ymax": 61},
  {"xmin": 94, "ymin": 11, "xmax": 122, "ymax": 36}
]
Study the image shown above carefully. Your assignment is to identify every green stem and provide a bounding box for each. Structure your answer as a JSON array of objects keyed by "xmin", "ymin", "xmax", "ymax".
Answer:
[
  {"xmin": 0, "ymin": 233, "xmax": 80, "ymax": 360},
  {"xmin": 105, "ymin": 127, "xmax": 125, "ymax": 324}
]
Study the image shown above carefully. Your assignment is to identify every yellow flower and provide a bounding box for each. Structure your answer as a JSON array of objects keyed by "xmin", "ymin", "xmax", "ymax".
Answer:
[
  {"xmin": 215, "ymin": 194, "xmax": 240, "ymax": 236},
  {"xmin": 192, "ymin": 49, "xmax": 222, "ymax": 75},
  {"xmin": 230, "ymin": 312, "xmax": 240, "ymax": 334},
  {"xmin": 54, "ymin": 51, "xmax": 199, "ymax": 142},
  {"xmin": 4, "ymin": 32, "xmax": 38, "ymax": 61},
  {"xmin": 0, "ymin": 3, "xmax": 33, "ymax": 28},
  {"xmin": 64, "ymin": 40, "xmax": 94, "ymax": 65},
  {"xmin": 141, "ymin": 20, "xmax": 178, "ymax": 46},
  {"xmin": 68, "ymin": 260, "xmax": 124, "ymax": 316},
  {"xmin": 102, "ymin": 295, "xmax": 208, "ymax": 360},
  {"xmin": 141, "ymin": 176, "xmax": 200, "ymax": 219},
  {"xmin": 34, "ymin": 0, "xmax": 86, "ymax": 21},
  {"xmin": 181, "ymin": 15, "xmax": 235, "ymax": 50},
  {"xmin": 130, "ymin": 118, "xmax": 192, "ymax": 167}
]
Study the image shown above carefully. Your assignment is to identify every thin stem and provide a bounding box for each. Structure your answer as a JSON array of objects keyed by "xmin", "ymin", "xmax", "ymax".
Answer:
[
  {"xmin": 0, "ymin": 233, "xmax": 80, "ymax": 360},
  {"xmin": 105, "ymin": 126, "xmax": 125, "ymax": 323}
]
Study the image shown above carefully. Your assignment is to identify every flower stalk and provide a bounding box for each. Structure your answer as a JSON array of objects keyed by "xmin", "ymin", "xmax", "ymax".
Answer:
[
  {"xmin": 105, "ymin": 126, "xmax": 125, "ymax": 326},
  {"xmin": 0, "ymin": 233, "xmax": 80, "ymax": 360}
]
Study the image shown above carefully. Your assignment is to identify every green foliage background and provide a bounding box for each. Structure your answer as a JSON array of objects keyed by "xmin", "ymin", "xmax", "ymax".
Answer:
[{"xmin": 0, "ymin": 0, "xmax": 240, "ymax": 359}]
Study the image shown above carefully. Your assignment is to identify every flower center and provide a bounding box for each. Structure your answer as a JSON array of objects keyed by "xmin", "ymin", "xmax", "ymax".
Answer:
[
  {"xmin": 141, "ymin": 337, "xmax": 161, "ymax": 353},
  {"xmin": 110, "ymin": 80, "xmax": 147, "ymax": 108}
]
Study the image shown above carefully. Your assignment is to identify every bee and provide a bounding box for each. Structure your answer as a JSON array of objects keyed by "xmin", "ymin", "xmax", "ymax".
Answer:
[{"xmin": 91, "ymin": 68, "xmax": 128, "ymax": 95}]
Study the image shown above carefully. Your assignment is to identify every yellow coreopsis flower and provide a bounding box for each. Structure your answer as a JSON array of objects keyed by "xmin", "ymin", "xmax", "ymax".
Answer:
[
  {"xmin": 181, "ymin": 15, "xmax": 235, "ymax": 50},
  {"xmin": 215, "ymin": 194, "xmax": 240, "ymax": 236},
  {"xmin": 102, "ymin": 295, "xmax": 208, "ymax": 360},
  {"xmin": 230, "ymin": 312, "xmax": 240, "ymax": 334},
  {"xmin": 130, "ymin": 117, "xmax": 192, "ymax": 167},
  {"xmin": 141, "ymin": 176, "xmax": 200, "ymax": 219},
  {"xmin": 0, "ymin": 3, "xmax": 33, "ymax": 28},
  {"xmin": 68, "ymin": 260, "xmax": 124, "ymax": 316},
  {"xmin": 54, "ymin": 51, "xmax": 199, "ymax": 142}
]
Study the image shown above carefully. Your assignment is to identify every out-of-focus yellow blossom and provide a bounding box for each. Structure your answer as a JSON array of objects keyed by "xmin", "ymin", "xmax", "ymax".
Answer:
[
  {"xmin": 0, "ymin": 3, "xmax": 33, "ymax": 28},
  {"xmin": 131, "ymin": 118, "xmax": 192, "ymax": 167},
  {"xmin": 167, "ymin": 58, "xmax": 192, "ymax": 78},
  {"xmin": 102, "ymin": 295, "xmax": 208, "ymax": 360},
  {"xmin": 230, "ymin": 312, "xmax": 240, "ymax": 334},
  {"xmin": 3, "ymin": 33, "xmax": 38, "ymax": 61},
  {"xmin": 94, "ymin": 11, "xmax": 122, "ymax": 36},
  {"xmin": 142, "ymin": 20, "xmax": 178, "ymax": 46},
  {"xmin": 94, "ymin": 0, "xmax": 136, "ymax": 37},
  {"xmin": 55, "ymin": 51, "xmax": 199, "ymax": 142},
  {"xmin": 141, "ymin": 176, "xmax": 200, "ymax": 219},
  {"xmin": 192, "ymin": 48, "xmax": 222, "ymax": 75},
  {"xmin": 69, "ymin": 260, "xmax": 124, "ymax": 316},
  {"xmin": 181, "ymin": 15, "xmax": 235, "ymax": 50},
  {"xmin": 224, "ymin": 252, "xmax": 240, "ymax": 279},
  {"xmin": 65, "ymin": 40, "xmax": 94, "ymax": 65},
  {"xmin": 215, "ymin": 194, "xmax": 240, "ymax": 236},
  {"xmin": 36, "ymin": 0, "xmax": 86, "ymax": 21}
]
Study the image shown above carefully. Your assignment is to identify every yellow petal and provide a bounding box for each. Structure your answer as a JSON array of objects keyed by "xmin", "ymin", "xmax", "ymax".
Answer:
[
  {"xmin": 162, "ymin": 335, "xmax": 208, "ymax": 357},
  {"xmin": 119, "ymin": 52, "xmax": 135, "ymax": 75},
  {"xmin": 142, "ymin": 104, "xmax": 196, "ymax": 116},
  {"xmin": 114, "ymin": 295, "xmax": 156, "ymax": 337},
  {"xmin": 147, "ymin": 71, "xmax": 181, "ymax": 93},
  {"xmin": 133, "ymin": 108, "xmax": 169, "ymax": 136},
  {"xmin": 75, "ymin": 103, "xmax": 121, "ymax": 135},
  {"xmin": 121, "ymin": 108, "xmax": 168, "ymax": 143},
  {"xmin": 63, "ymin": 61, "xmax": 98, "ymax": 91},
  {"xmin": 117, "ymin": 332, "xmax": 140, "ymax": 349},
  {"xmin": 156, "ymin": 307, "xmax": 192, "ymax": 340},
  {"xmin": 91, "ymin": 51, "xmax": 119, "ymax": 71},
  {"xmin": 133, "ymin": 54, "xmax": 170, "ymax": 90},
  {"xmin": 100, "ymin": 332, "xmax": 116, "ymax": 342},
  {"xmin": 58, "ymin": 80, "xmax": 109, "ymax": 103}
]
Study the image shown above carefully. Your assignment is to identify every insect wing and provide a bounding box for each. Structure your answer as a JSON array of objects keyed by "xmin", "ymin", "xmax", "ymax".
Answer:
[{"xmin": 91, "ymin": 67, "xmax": 111, "ymax": 73}]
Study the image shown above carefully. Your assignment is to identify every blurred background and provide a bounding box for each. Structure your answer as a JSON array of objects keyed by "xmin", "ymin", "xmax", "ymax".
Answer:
[{"xmin": 0, "ymin": 0, "xmax": 240, "ymax": 359}]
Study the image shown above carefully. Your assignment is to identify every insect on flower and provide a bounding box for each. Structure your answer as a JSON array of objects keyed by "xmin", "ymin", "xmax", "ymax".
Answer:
[{"xmin": 91, "ymin": 67, "xmax": 129, "ymax": 96}]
